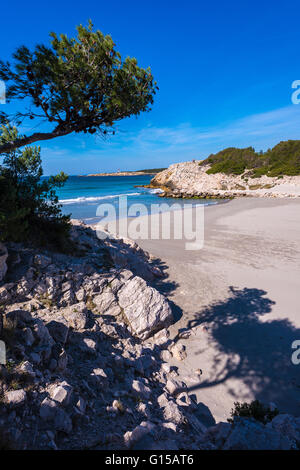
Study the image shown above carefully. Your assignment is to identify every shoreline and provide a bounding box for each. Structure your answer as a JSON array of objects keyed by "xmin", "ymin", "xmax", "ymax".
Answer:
[{"xmin": 77, "ymin": 196, "xmax": 225, "ymax": 227}]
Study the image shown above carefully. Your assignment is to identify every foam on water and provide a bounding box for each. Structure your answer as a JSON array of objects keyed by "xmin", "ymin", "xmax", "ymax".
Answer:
[
  {"xmin": 55, "ymin": 175, "xmax": 218, "ymax": 221},
  {"xmin": 59, "ymin": 192, "xmax": 141, "ymax": 204}
]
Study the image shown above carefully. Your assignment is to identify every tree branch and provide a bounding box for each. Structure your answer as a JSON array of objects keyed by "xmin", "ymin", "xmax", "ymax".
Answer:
[{"xmin": 0, "ymin": 129, "xmax": 73, "ymax": 153}]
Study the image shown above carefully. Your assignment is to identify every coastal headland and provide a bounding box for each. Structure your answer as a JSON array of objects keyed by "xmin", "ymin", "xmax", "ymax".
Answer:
[
  {"xmin": 147, "ymin": 161, "xmax": 300, "ymax": 199},
  {"xmin": 79, "ymin": 168, "xmax": 166, "ymax": 177}
]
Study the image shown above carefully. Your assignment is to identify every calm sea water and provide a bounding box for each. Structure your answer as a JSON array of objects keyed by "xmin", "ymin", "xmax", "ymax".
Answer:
[{"xmin": 56, "ymin": 175, "xmax": 217, "ymax": 223}]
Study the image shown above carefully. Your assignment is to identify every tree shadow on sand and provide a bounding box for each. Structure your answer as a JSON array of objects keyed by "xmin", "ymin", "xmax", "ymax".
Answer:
[{"xmin": 178, "ymin": 286, "xmax": 300, "ymax": 416}]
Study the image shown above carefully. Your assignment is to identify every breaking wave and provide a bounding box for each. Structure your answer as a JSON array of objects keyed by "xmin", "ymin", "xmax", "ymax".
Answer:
[{"xmin": 59, "ymin": 192, "xmax": 141, "ymax": 205}]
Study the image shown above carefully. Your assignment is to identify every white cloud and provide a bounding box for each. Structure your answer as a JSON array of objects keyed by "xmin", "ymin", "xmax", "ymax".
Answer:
[
  {"xmin": 124, "ymin": 105, "xmax": 300, "ymax": 151},
  {"xmin": 42, "ymin": 104, "xmax": 300, "ymax": 174}
]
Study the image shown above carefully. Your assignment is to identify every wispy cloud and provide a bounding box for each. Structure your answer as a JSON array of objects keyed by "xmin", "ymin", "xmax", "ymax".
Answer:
[
  {"xmin": 42, "ymin": 105, "xmax": 300, "ymax": 174},
  {"xmin": 124, "ymin": 105, "xmax": 300, "ymax": 151}
]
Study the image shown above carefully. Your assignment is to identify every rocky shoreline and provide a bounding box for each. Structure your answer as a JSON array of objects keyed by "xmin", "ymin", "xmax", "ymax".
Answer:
[
  {"xmin": 148, "ymin": 161, "xmax": 300, "ymax": 199},
  {"xmin": 0, "ymin": 222, "xmax": 300, "ymax": 450}
]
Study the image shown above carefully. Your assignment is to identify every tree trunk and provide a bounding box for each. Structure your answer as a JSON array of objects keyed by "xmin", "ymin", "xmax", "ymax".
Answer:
[{"xmin": 0, "ymin": 129, "xmax": 73, "ymax": 153}]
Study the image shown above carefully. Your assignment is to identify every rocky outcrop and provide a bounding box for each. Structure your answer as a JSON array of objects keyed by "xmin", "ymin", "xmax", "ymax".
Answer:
[
  {"xmin": 0, "ymin": 223, "xmax": 299, "ymax": 450},
  {"xmin": 0, "ymin": 222, "xmax": 172, "ymax": 341},
  {"xmin": 149, "ymin": 161, "xmax": 300, "ymax": 199},
  {"xmin": 0, "ymin": 242, "xmax": 8, "ymax": 282}
]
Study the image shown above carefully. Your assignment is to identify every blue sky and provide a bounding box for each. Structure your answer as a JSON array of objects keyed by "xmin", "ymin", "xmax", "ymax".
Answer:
[{"xmin": 1, "ymin": 0, "xmax": 300, "ymax": 174}]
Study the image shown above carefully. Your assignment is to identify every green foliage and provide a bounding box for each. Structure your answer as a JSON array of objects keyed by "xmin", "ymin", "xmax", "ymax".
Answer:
[
  {"xmin": 138, "ymin": 168, "xmax": 167, "ymax": 173},
  {"xmin": 0, "ymin": 20, "xmax": 157, "ymax": 152},
  {"xmin": 228, "ymin": 400, "xmax": 279, "ymax": 424},
  {"xmin": 0, "ymin": 125, "xmax": 71, "ymax": 251},
  {"xmin": 262, "ymin": 140, "xmax": 300, "ymax": 176},
  {"xmin": 204, "ymin": 147, "xmax": 260, "ymax": 175},
  {"xmin": 200, "ymin": 140, "xmax": 300, "ymax": 177}
]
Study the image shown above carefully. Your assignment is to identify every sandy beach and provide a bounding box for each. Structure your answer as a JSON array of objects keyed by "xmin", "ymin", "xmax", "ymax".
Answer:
[{"xmin": 137, "ymin": 198, "xmax": 300, "ymax": 423}]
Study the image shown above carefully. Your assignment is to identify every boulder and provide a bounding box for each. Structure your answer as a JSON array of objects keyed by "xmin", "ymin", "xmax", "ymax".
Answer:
[
  {"xmin": 117, "ymin": 276, "xmax": 173, "ymax": 339},
  {"xmin": 165, "ymin": 378, "xmax": 183, "ymax": 395},
  {"xmin": 157, "ymin": 393, "xmax": 170, "ymax": 408},
  {"xmin": 19, "ymin": 360, "xmax": 35, "ymax": 378},
  {"xmin": 61, "ymin": 303, "xmax": 89, "ymax": 330},
  {"xmin": 124, "ymin": 421, "xmax": 156, "ymax": 448},
  {"xmin": 131, "ymin": 379, "xmax": 151, "ymax": 400},
  {"xmin": 93, "ymin": 290, "xmax": 121, "ymax": 316},
  {"xmin": 163, "ymin": 400, "xmax": 185, "ymax": 425},
  {"xmin": 5, "ymin": 389, "xmax": 27, "ymax": 408},
  {"xmin": 50, "ymin": 381, "xmax": 73, "ymax": 406}
]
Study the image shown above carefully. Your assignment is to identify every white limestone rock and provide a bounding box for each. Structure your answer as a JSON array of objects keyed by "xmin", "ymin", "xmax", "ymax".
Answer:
[
  {"xmin": 61, "ymin": 302, "xmax": 89, "ymax": 330},
  {"xmin": 50, "ymin": 381, "xmax": 73, "ymax": 406},
  {"xmin": 5, "ymin": 389, "xmax": 27, "ymax": 408},
  {"xmin": 118, "ymin": 276, "xmax": 173, "ymax": 339}
]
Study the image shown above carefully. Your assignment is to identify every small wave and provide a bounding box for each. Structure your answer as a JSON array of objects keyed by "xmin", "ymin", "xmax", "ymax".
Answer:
[
  {"xmin": 138, "ymin": 187, "xmax": 164, "ymax": 195},
  {"xmin": 149, "ymin": 188, "xmax": 164, "ymax": 194},
  {"xmin": 59, "ymin": 192, "xmax": 141, "ymax": 205}
]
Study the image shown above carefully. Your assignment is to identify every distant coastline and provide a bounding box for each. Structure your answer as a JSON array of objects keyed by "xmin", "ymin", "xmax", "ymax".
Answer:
[{"xmin": 79, "ymin": 168, "xmax": 166, "ymax": 177}]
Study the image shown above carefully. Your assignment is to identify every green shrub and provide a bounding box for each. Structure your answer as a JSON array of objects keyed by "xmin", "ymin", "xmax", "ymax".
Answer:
[
  {"xmin": 200, "ymin": 140, "xmax": 300, "ymax": 177},
  {"xmin": 228, "ymin": 400, "xmax": 279, "ymax": 424},
  {"xmin": 202, "ymin": 147, "xmax": 263, "ymax": 175},
  {"xmin": 0, "ymin": 125, "xmax": 71, "ymax": 251}
]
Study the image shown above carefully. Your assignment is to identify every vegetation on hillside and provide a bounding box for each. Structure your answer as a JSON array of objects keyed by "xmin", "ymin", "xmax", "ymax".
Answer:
[
  {"xmin": 0, "ymin": 125, "xmax": 71, "ymax": 251},
  {"xmin": 200, "ymin": 140, "xmax": 300, "ymax": 177}
]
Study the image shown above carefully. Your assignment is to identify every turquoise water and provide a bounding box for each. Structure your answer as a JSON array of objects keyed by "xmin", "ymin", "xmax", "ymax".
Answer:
[{"xmin": 56, "ymin": 175, "xmax": 217, "ymax": 223}]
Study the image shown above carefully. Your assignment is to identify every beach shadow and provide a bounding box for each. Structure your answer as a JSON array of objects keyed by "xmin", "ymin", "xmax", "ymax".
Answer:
[{"xmin": 177, "ymin": 286, "xmax": 300, "ymax": 416}]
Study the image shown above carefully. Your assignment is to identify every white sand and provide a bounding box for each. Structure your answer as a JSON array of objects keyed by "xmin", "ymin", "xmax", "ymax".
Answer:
[{"xmin": 137, "ymin": 198, "xmax": 300, "ymax": 423}]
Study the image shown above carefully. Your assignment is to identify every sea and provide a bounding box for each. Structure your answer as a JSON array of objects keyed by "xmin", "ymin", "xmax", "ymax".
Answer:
[{"xmin": 56, "ymin": 175, "xmax": 218, "ymax": 223}]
